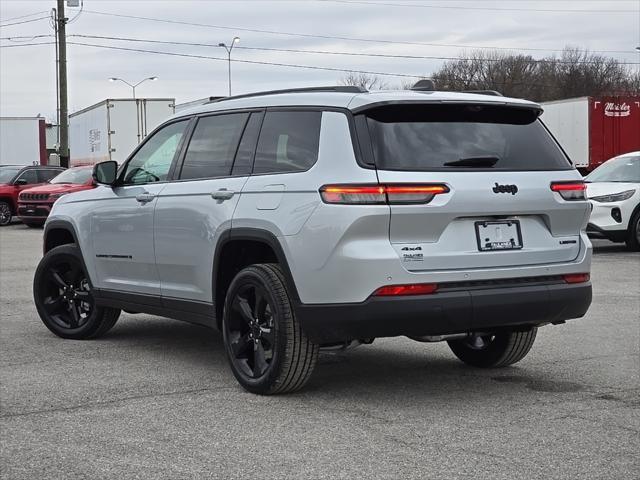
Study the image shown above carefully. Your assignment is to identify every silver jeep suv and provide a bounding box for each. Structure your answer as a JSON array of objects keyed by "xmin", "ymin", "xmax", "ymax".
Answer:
[{"xmin": 33, "ymin": 86, "xmax": 592, "ymax": 394}]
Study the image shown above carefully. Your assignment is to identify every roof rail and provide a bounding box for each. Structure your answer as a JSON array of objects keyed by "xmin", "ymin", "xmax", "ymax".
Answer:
[
  {"xmin": 208, "ymin": 86, "xmax": 367, "ymax": 104},
  {"xmin": 464, "ymin": 90, "xmax": 503, "ymax": 97}
]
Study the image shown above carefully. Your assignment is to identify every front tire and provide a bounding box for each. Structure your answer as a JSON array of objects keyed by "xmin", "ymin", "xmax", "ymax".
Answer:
[
  {"xmin": 222, "ymin": 263, "xmax": 318, "ymax": 395},
  {"xmin": 448, "ymin": 329, "xmax": 537, "ymax": 368},
  {"xmin": 0, "ymin": 201, "xmax": 12, "ymax": 226},
  {"xmin": 33, "ymin": 244, "xmax": 121, "ymax": 339},
  {"xmin": 625, "ymin": 210, "xmax": 640, "ymax": 251}
]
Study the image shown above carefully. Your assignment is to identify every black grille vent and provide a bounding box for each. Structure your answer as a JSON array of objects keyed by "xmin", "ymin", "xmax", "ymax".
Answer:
[{"xmin": 20, "ymin": 193, "xmax": 49, "ymax": 201}]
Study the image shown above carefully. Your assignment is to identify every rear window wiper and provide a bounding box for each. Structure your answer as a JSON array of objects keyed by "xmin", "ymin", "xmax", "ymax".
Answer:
[{"xmin": 443, "ymin": 156, "xmax": 500, "ymax": 167}]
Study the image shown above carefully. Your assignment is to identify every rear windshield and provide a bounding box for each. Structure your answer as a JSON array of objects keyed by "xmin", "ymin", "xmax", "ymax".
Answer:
[{"xmin": 362, "ymin": 104, "xmax": 572, "ymax": 171}]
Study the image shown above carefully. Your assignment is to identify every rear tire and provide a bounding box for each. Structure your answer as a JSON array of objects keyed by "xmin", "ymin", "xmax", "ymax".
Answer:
[
  {"xmin": 448, "ymin": 329, "xmax": 537, "ymax": 368},
  {"xmin": 33, "ymin": 244, "xmax": 121, "ymax": 339},
  {"xmin": 0, "ymin": 201, "xmax": 12, "ymax": 226},
  {"xmin": 222, "ymin": 263, "xmax": 318, "ymax": 395},
  {"xmin": 625, "ymin": 210, "xmax": 640, "ymax": 251}
]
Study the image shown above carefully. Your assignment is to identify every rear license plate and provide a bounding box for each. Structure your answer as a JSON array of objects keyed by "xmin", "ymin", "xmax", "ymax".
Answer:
[{"xmin": 475, "ymin": 220, "xmax": 523, "ymax": 251}]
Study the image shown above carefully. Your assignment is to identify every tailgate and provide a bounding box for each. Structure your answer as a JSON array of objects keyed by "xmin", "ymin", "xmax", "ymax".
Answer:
[
  {"xmin": 360, "ymin": 102, "xmax": 589, "ymax": 271},
  {"xmin": 378, "ymin": 170, "xmax": 589, "ymax": 270}
]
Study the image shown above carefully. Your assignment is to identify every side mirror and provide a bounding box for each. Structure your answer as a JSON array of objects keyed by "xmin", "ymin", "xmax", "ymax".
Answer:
[
  {"xmin": 15, "ymin": 178, "xmax": 28, "ymax": 186},
  {"xmin": 93, "ymin": 161, "xmax": 118, "ymax": 186}
]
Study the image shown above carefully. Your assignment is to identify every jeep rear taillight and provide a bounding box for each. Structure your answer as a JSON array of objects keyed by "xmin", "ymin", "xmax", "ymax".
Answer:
[
  {"xmin": 320, "ymin": 184, "xmax": 449, "ymax": 205},
  {"xmin": 550, "ymin": 181, "xmax": 586, "ymax": 201}
]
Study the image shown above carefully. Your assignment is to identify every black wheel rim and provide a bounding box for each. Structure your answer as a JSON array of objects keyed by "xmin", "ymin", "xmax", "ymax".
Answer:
[
  {"xmin": 635, "ymin": 217, "xmax": 640, "ymax": 244},
  {"xmin": 464, "ymin": 335, "xmax": 495, "ymax": 350},
  {"xmin": 226, "ymin": 283, "xmax": 276, "ymax": 379},
  {"xmin": 39, "ymin": 259, "xmax": 94, "ymax": 330},
  {"xmin": 0, "ymin": 203, "xmax": 11, "ymax": 225}
]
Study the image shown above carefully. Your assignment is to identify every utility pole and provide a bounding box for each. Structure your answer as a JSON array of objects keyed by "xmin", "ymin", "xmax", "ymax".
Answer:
[{"xmin": 57, "ymin": 0, "xmax": 69, "ymax": 168}]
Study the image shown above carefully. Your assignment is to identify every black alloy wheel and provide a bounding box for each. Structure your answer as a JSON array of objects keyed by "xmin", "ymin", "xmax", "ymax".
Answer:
[
  {"xmin": 225, "ymin": 282, "xmax": 276, "ymax": 379},
  {"xmin": 40, "ymin": 260, "xmax": 94, "ymax": 330},
  {"xmin": 448, "ymin": 329, "xmax": 537, "ymax": 368},
  {"xmin": 222, "ymin": 264, "xmax": 318, "ymax": 395},
  {"xmin": 33, "ymin": 244, "xmax": 120, "ymax": 339}
]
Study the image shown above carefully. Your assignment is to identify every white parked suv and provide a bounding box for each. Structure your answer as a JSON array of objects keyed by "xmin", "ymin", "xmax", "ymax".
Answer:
[
  {"xmin": 33, "ymin": 86, "xmax": 593, "ymax": 394},
  {"xmin": 585, "ymin": 152, "xmax": 640, "ymax": 250}
]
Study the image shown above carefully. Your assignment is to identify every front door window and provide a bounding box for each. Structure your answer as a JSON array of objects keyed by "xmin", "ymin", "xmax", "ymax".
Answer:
[{"xmin": 121, "ymin": 120, "xmax": 189, "ymax": 185}]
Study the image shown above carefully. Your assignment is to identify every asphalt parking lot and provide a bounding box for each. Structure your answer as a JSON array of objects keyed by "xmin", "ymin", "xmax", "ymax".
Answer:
[{"xmin": 1, "ymin": 223, "xmax": 638, "ymax": 479}]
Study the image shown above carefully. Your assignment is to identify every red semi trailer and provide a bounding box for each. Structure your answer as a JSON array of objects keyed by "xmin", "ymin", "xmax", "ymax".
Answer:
[{"xmin": 541, "ymin": 96, "xmax": 640, "ymax": 173}]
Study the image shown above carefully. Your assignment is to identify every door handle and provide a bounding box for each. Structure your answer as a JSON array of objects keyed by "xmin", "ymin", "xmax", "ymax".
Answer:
[
  {"xmin": 135, "ymin": 192, "xmax": 156, "ymax": 204},
  {"xmin": 211, "ymin": 189, "xmax": 235, "ymax": 200}
]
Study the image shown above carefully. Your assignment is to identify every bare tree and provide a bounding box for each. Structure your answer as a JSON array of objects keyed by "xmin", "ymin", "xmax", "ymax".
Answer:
[
  {"xmin": 340, "ymin": 72, "xmax": 389, "ymax": 90},
  {"xmin": 431, "ymin": 47, "xmax": 639, "ymax": 101}
]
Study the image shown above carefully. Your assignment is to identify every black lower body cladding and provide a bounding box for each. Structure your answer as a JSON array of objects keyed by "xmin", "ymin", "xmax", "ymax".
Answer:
[{"xmin": 297, "ymin": 281, "xmax": 592, "ymax": 344}]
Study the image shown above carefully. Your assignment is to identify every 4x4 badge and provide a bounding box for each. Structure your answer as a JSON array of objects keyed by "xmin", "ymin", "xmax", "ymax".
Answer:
[{"xmin": 492, "ymin": 183, "xmax": 518, "ymax": 195}]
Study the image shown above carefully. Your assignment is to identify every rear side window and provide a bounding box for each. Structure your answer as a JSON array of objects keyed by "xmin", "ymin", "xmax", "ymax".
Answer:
[
  {"xmin": 180, "ymin": 113, "xmax": 249, "ymax": 180},
  {"xmin": 363, "ymin": 104, "xmax": 572, "ymax": 171},
  {"xmin": 253, "ymin": 111, "xmax": 321, "ymax": 174}
]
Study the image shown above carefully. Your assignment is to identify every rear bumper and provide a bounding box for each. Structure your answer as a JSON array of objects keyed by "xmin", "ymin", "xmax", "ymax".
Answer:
[{"xmin": 297, "ymin": 281, "xmax": 592, "ymax": 344}]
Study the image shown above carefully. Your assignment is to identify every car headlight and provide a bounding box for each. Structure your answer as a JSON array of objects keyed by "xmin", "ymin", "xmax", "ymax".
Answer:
[
  {"xmin": 49, "ymin": 192, "xmax": 68, "ymax": 200},
  {"xmin": 589, "ymin": 189, "xmax": 636, "ymax": 203}
]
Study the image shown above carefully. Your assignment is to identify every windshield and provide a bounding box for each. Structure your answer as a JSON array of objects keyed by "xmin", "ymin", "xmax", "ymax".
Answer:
[
  {"xmin": 585, "ymin": 156, "xmax": 640, "ymax": 183},
  {"xmin": 363, "ymin": 104, "xmax": 572, "ymax": 171},
  {"xmin": 0, "ymin": 167, "xmax": 21, "ymax": 183},
  {"xmin": 50, "ymin": 168, "xmax": 92, "ymax": 184}
]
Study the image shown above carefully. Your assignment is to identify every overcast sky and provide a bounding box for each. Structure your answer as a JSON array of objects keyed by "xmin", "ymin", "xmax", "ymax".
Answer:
[{"xmin": 1, "ymin": 0, "xmax": 639, "ymax": 120}]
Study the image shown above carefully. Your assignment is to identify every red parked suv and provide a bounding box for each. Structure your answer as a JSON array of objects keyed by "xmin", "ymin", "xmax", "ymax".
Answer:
[
  {"xmin": 18, "ymin": 166, "xmax": 96, "ymax": 227},
  {"xmin": 0, "ymin": 165, "xmax": 64, "ymax": 226}
]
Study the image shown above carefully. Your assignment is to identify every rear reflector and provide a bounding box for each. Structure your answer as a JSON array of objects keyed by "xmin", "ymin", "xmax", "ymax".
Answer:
[
  {"xmin": 550, "ymin": 182, "xmax": 586, "ymax": 201},
  {"xmin": 374, "ymin": 283, "xmax": 438, "ymax": 296},
  {"xmin": 563, "ymin": 273, "xmax": 590, "ymax": 284},
  {"xmin": 320, "ymin": 184, "xmax": 449, "ymax": 205}
]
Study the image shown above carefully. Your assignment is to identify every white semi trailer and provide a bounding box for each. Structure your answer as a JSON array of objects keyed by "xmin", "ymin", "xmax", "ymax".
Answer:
[
  {"xmin": 0, "ymin": 117, "xmax": 48, "ymax": 165},
  {"xmin": 69, "ymin": 98, "xmax": 175, "ymax": 166}
]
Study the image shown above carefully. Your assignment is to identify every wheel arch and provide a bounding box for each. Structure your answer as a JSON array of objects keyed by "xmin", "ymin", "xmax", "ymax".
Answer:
[
  {"xmin": 44, "ymin": 220, "xmax": 80, "ymax": 253},
  {"xmin": 628, "ymin": 201, "xmax": 640, "ymax": 227},
  {"xmin": 212, "ymin": 228, "xmax": 300, "ymax": 329}
]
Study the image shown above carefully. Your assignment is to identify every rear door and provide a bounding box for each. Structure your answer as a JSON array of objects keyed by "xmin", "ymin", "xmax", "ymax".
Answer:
[
  {"xmin": 154, "ymin": 111, "xmax": 259, "ymax": 303},
  {"xmin": 360, "ymin": 103, "xmax": 590, "ymax": 271}
]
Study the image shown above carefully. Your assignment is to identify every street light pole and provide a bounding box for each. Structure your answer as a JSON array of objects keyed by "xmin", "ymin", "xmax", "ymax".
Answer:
[
  {"xmin": 108, "ymin": 77, "xmax": 158, "ymax": 99},
  {"xmin": 218, "ymin": 37, "xmax": 240, "ymax": 96}
]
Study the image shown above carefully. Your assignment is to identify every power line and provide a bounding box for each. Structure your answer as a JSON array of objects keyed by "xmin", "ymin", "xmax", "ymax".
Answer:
[
  {"xmin": 64, "ymin": 40, "xmax": 426, "ymax": 78},
  {"xmin": 321, "ymin": 0, "xmax": 640, "ymax": 14},
  {"xmin": 81, "ymin": 10, "xmax": 635, "ymax": 55},
  {"xmin": 0, "ymin": 34, "xmax": 52, "ymax": 41},
  {"xmin": 66, "ymin": 34, "xmax": 640, "ymax": 65},
  {"xmin": 0, "ymin": 42, "xmax": 55, "ymax": 48},
  {"xmin": 0, "ymin": 16, "xmax": 51, "ymax": 28},
  {"xmin": 0, "ymin": 10, "xmax": 49, "ymax": 23}
]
